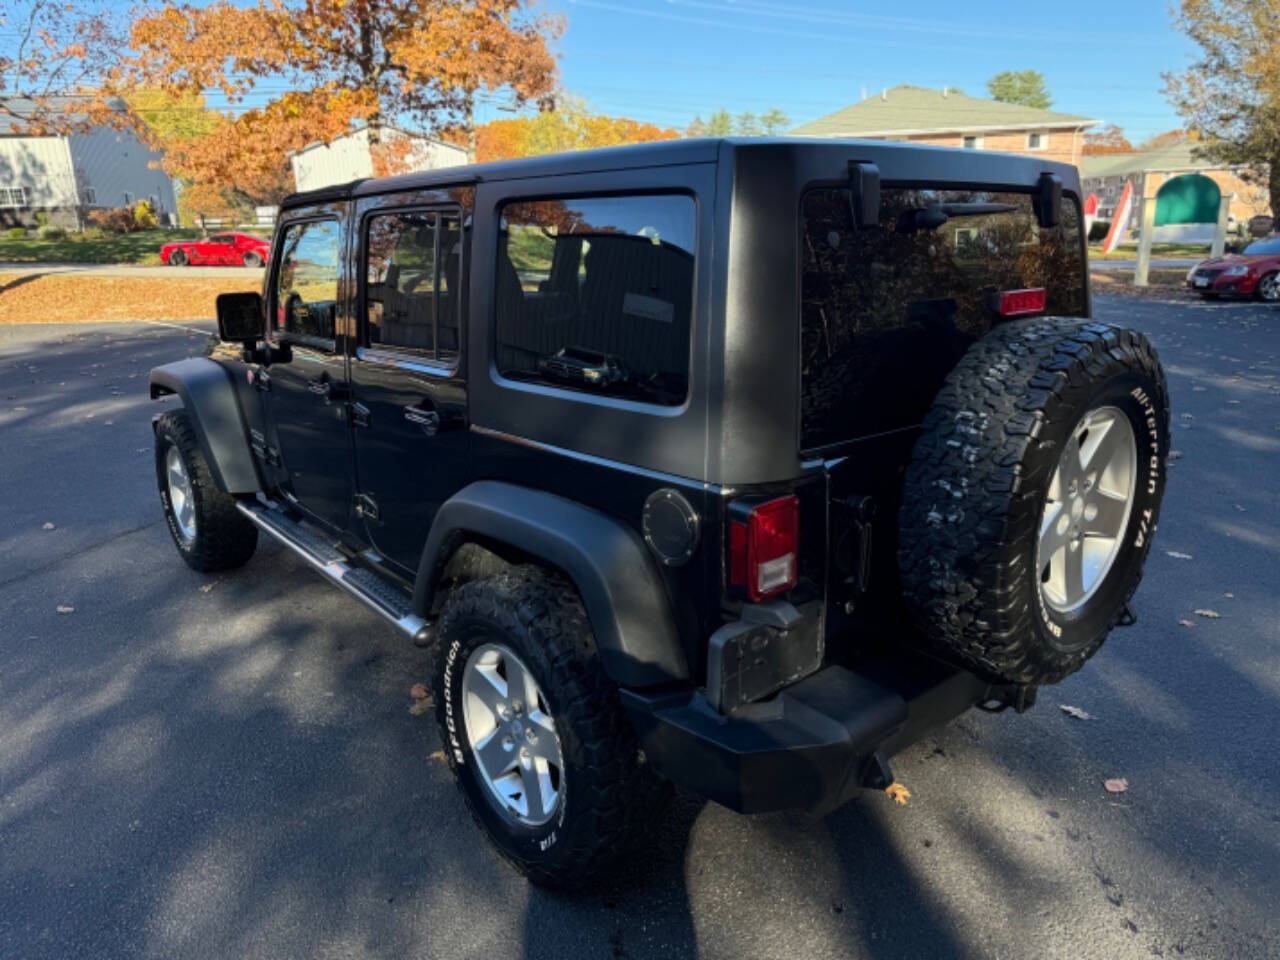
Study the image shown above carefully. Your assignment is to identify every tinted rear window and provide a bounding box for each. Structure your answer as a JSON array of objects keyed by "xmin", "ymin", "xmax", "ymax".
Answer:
[
  {"xmin": 495, "ymin": 194, "xmax": 695, "ymax": 406},
  {"xmin": 800, "ymin": 187, "xmax": 1085, "ymax": 450}
]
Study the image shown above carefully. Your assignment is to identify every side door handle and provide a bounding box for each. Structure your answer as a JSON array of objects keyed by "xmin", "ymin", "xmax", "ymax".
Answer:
[
  {"xmin": 307, "ymin": 378, "xmax": 350, "ymax": 403},
  {"xmin": 403, "ymin": 405, "xmax": 441, "ymax": 436}
]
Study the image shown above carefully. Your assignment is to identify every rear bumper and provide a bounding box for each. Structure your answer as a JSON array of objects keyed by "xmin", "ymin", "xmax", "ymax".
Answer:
[{"xmin": 621, "ymin": 655, "xmax": 989, "ymax": 815}]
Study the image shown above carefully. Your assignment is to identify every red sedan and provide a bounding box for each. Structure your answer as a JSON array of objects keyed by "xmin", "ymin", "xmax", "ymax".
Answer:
[
  {"xmin": 160, "ymin": 232, "xmax": 270, "ymax": 268},
  {"xmin": 1186, "ymin": 235, "xmax": 1280, "ymax": 301}
]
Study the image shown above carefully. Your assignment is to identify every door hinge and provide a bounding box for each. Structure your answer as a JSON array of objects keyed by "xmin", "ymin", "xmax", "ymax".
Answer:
[
  {"xmin": 348, "ymin": 401, "xmax": 371, "ymax": 428},
  {"xmin": 354, "ymin": 493, "xmax": 379, "ymax": 521}
]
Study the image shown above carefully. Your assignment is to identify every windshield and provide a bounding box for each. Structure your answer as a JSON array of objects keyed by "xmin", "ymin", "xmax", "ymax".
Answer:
[
  {"xmin": 1243, "ymin": 236, "xmax": 1280, "ymax": 256},
  {"xmin": 800, "ymin": 186, "xmax": 1086, "ymax": 450}
]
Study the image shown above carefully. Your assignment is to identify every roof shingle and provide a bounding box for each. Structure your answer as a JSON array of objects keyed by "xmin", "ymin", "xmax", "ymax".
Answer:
[{"xmin": 792, "ymin": 85, "xmax": 1097, "ymax": 137}]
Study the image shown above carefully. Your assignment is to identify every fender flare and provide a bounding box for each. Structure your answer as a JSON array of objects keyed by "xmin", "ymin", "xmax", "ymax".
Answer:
[
  {"xmin": 149, "ymin": 358, "xmax": 261, "ymax": 495},
  {"xmin": 415, "ymin": 481, "xmax": 690, "ymax": 688}
]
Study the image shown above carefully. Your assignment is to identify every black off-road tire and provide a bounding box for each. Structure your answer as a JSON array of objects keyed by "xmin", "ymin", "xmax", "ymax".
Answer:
[
  {"xmin": 154, "ymin": 410, "xmax": 258, "ymax": 572},
  {"xmin": 899, "ymin": 317, "xmax": 1170, "ymax": 686},
  {"xmin": 432, "ymin": 567, "xmax": 663, "ymax": 888}
]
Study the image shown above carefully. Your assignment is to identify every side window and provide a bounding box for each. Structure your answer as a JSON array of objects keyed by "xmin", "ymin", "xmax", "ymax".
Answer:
[
  {"xmin": 495, "ymin": 194, "xmax": 695, "ymax": 406},
  {"xmin": 364, "ymin": 210, "xmax": 462, "ymax": 363},
  {"xmin": 274, "ymin": 220, "xmax": 340, "ymax": 340}
]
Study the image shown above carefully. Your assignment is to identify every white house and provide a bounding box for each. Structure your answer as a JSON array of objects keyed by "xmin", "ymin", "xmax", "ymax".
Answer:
[
  {"xmin": 290, "ymin": 124, "xmax": 469, "ymax": 192},
  {"xmin": 0, "ymin": 97, "xmax": 178, "ymax": 228}
]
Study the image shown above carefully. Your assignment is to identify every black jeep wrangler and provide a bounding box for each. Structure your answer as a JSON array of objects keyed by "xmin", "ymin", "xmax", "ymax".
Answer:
[{"xmin": 149, "ymin": 139, "xmax": 1170, "ymax": 887}]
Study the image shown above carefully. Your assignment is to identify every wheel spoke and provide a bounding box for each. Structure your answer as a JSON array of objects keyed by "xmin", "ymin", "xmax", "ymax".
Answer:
[
  {"xmin": 503, "ymin": 655, "xmax": 537, "ymax": 712},
  {"xmin": 1058, "ymin": 434, "xmax": 1085, "ymax": 491},
  {"xmin": 468, "ymin": 664, "xmax": 508, "ymax": 719},
  {"xmin": 473, "ymin": 727, "xmax": 514, "ymax": 777},
  {"xmin": 1085, "ymin": 490, "xmax": 1128, "ymax": 538},
  {"xmin": 520, "ymin": 760, "xmax": 549, "ymax": 822},
  {"xmin": 1039, "ymin": 502, "xmax": 1069, "ymax": 559},
  {"xmin": 1063, "ymin": 544, "xmax": 1085, "ymax": 601},
  {"xmin": 1081, "ymin": 412, "xmax": 1123, "ymax": 479}
]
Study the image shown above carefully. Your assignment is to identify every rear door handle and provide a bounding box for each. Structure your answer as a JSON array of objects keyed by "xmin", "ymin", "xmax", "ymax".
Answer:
[
  {"xmin": 308, "ymin": 378, "xmax": 349, "ymax": 402},
  {"xmin": 404, "ymin": 405, "xmax": 441, "ymax": 436}
]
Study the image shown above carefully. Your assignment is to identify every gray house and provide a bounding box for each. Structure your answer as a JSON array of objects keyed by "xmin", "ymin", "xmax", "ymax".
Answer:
[{"xmin": 0, "ymin": 97, "xmax": 178, "ymax": 229}]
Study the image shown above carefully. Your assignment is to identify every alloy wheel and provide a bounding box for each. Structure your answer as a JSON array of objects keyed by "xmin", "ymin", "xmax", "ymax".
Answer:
[
  {"xmin": 461, "ymin": 642, "xmax": 564, "ymax": 826},
  {"xmin": 165, "ymin": 445, "xmax": 198, "ymax": 543},
  {"xmin": 1037, "ymin": 406, "xmax": 1137, "ymax": 614}
]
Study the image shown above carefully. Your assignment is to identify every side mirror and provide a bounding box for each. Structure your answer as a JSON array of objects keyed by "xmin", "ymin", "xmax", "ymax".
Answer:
[{"xmin": 216, "ymin": 291, "xmax": 263, "ymax": 343}]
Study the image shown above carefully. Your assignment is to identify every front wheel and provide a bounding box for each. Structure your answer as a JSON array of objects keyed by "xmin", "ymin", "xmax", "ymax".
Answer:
[
  {"xmin": 169, "ymin": 248, "xmax": 188, "ymax": 266},
  {"xmin": 432, "ymin": 567, "xmax": 662, "ymax": 888},
  {"xmin": 154, "ymin": 410, "xmax": 257, "ymax": 571},
  {"xmin": 1255, "ymin": 271, "xmax": 1280, "ymax": 303}
]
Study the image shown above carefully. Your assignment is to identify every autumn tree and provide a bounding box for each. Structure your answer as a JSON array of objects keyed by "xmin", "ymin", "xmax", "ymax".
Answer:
[
  {"xmin": 126, "ymin": 0, "xmax": 560, "ymax": 202},
  {"xmin": 1083, "ymin": 123, "xmax": 1135, "ymax": 155},
  {"xmin": 474, "ymin": 97, "xmax": 678, "ymax": 163},
  {"xmin": 1137, "ymin": 129, "xmax": 1188, "ymax": 151},
  {"xmin": 987, "ymin": 70, "xmax": 1053, "ymax": 109},
  {"xmin": 0, "ymin": 0, "xmax": 126, "ymax": 134},
  {"xmin": 1163, "ymin": 0, "xmax": 1280, "ymax": 214}
]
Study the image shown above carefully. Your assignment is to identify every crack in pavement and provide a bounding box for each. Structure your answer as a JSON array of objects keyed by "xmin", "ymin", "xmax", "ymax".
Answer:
[{"xmin": 0, "ymin": 519, "xmax": 165, "ymax": 590}]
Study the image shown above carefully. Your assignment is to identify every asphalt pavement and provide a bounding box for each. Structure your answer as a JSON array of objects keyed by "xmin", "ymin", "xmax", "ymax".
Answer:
[{"xmin": 1, "ymin": 295, "xmax": 1278, "ymax": 960}]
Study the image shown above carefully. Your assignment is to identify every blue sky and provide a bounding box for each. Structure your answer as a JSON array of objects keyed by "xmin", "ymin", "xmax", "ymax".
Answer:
[{"xmin": 538, "ymin": 0, "xmax": 1196, "ymax": 142}]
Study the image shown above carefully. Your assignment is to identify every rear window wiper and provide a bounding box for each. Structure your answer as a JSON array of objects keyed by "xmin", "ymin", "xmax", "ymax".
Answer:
[{"xmin": 901, "ymin": 202, "xmax": 1019, "ymax": 233}]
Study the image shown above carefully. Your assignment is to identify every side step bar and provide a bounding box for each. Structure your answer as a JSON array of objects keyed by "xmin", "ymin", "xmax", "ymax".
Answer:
[{"xmin": 236, "ymin": 500, "xmax": 431, "ymax": 644}]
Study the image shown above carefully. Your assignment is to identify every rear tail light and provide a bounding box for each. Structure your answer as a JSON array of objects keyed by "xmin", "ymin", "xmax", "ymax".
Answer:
[
  {"xmin": 998, "ymin": 287, "xmax": 1047, "ymax": 317},
  {"xmin": 729, "ymin": 495, "xmax": 799, "ymax": 601}
]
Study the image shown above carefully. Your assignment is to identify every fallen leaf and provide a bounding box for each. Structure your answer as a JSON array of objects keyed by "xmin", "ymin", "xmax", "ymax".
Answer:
[
  {"xmin": 1166, "ymin": 551, "xmax": 1193, "ymax": 560},
  {"xmin": 1060, "ymin": 704, "xmax": 1095, "ymax": 720},
  {"xmin": 426, "ymin": 749, "xmax": 446, "ymax": 762},
  {"xmin": 1103, "ymin": 778, "xmax": 1129, "ymax": 794},
  {"xmin": 1223, "ymin": 591, "xmax": 1234, "ymax": 599},
  {"xmin": 1179, "ymin": 413, "xmax": 1194, "ymax": 420},
  {"xmin": 56, "ymin": 605, "xmax": 74, "ymax": 614},
  {"xmin": 1178, "ymin": 619, "xmax": 1195, "ymax": 628},
  {"xmin": 41, "ymin": 522, "xmax": 55, "ymax": 531},
  {"xmin": 1168, "ymin": 450, "xmax": 1182, "ymax": 461},
  {"xmin": 408, "ymin": 699, "xmax": 433, "ymax": 716},
  {"xmin": 1227, "ymin": 399, "xmax": 1241, "ymax": 405},
  {"xmin": 409, "ymin": 682, "xmax": 429, "ymax": 700},
  {"xmin": 885, "ymin": 782, "xmax": 911, "ymax": 805},
  {"xmin": 1234, "ymin": 504, "xmax": 1246, "ymax": 512},
  {"xmin": 199, "ymin": 582, "xmax": 215, "ymax": 593},
  {"xmin": 1194, "ymin": 609, "xmax": 1221, "ymax": 619}
]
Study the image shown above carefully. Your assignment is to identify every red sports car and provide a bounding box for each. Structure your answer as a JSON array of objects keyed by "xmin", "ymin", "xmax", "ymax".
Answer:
[
  {"xmin": 1186, "ymin": 235, "xmax": 1280, "ymax": 301},
  {"xmin": 160, "ymin": 232, "xmax": 270, "ymax": 268}
]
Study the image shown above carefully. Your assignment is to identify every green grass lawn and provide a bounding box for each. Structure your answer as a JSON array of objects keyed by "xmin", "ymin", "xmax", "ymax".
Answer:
[
  {"xmin": 0, "ymin": 228, "xmax": 271, "ymax": 265},
  {"xmin": 1087, "ymin": 243, "xmax": 1215, "ymax": 260}
]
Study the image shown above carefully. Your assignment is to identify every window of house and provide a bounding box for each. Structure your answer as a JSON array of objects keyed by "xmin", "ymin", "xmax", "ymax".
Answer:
[
  {"xmin": 274, "ymin": 220, "xmax": 340, "ymax": 340},
  {"xmin": 0, "ymin": 187, "xmax": 29, "ymax": 208},
  {"xmin": 363, "ymin": 209, "xmax": 462, "ymax": 363},
  {"xmin": 1026, "ymin": 132, "xmax": 1045, "ymax": 150},
  {"xmin": 962, "ymin": 136, "xmax": 982, "ymax": 149},
  {"xmin": 495, "ymin": 194, "xmax": 696, "ymax": 406}
]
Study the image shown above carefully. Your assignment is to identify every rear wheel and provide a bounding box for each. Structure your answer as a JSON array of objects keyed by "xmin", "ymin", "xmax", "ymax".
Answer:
[
  {"xmin": 242, "ymin": 251, "xmax": 263, "ymax": 268},
  {"xmin": 899, "ymin": 318, "xmax": 1170, "ymax": 686},
  {"xmin": 432, "ymin": 567, "xmax": 662, "ymax": 888},
  {"xmin": 154, "ymin": 410, "xmax": 257, "ymax": 572},
  {"xmin": 169, "ymin": 248, "xmax": 187, "ymax": 266}
]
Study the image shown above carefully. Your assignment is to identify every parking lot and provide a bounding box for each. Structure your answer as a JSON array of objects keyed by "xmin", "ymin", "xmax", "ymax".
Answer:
[{"xmin": 1, "ymin": 294, "xmax": 1277, "ymax": 959}]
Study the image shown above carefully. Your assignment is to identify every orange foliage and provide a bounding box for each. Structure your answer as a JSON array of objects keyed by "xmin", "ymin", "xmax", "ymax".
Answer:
[
  {"xmin": 475, "ymin": 106, "xmax": 680, "ymax": 163},
  {"xmin": 125, "ymin": 0, "xmax": 560, "ymax": 202},
  {"xmin": 1082, "ymin": 123, "xmax": 1135, "ymax": 156}
]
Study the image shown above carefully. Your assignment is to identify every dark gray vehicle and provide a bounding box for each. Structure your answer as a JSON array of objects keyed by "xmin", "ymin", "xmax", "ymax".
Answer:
[{"xmin": 148, "ymin": 138, "xmax": 1170, "ymax": 887}]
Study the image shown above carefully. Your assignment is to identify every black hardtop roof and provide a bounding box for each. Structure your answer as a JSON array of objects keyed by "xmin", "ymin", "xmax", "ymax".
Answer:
[{"xmin": 279, "ymin": 136, "xmax": 1082, "ymax": 211}]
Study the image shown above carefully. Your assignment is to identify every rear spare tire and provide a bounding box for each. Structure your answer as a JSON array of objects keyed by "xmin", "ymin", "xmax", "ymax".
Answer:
[{"xmin": 899, "ymin": 318, "xmax": 1170, "ymax": 686}]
